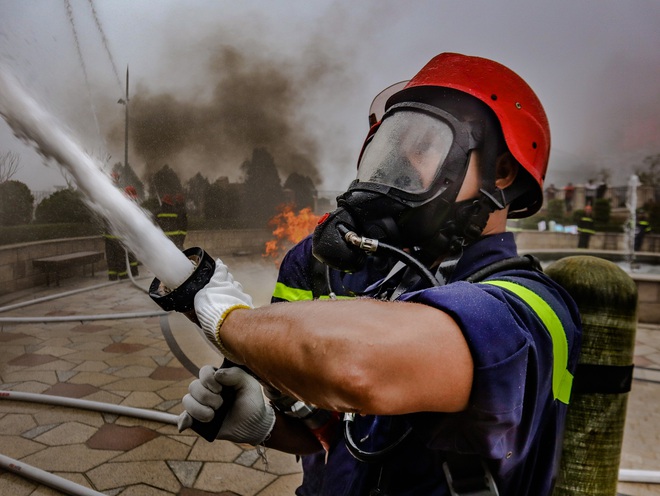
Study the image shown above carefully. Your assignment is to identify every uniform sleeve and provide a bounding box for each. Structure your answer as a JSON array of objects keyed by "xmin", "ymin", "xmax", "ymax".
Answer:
[
  {"xmin": 271, "ymin": 236, "xmax": 315, "ymax": 303},
  {"xmin": 403, "ymin": 281, "xmax": 557, "ymax": 462}
]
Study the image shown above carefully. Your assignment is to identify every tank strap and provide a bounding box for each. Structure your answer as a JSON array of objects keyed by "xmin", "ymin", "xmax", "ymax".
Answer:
[
  {"xmin": 442, "ymin": 454, "xmax": 499, "ymax": 496},
  {"xmin": 464, "ymin": 254, "xmax": 542, "ymax": 283}
]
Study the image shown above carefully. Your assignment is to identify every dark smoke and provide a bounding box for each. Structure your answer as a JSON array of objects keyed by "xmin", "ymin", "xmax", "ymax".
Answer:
[{"xmin": 110, "ymin": 44, "xmax": 337, "ymax": 186}]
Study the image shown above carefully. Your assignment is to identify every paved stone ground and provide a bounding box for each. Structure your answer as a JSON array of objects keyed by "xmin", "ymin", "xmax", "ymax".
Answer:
[{"xmin": 0, "ymin": 257, "xmax": 658, "ymax": 495}]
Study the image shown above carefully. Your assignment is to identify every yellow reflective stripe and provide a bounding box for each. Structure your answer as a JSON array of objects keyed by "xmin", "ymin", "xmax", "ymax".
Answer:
[
  {"xmin": 157, "ymin": 213, "xmax": 178, "ymax": 218},
  {"xmin": 482, "ymin": 280, "xmax": 573, "ymax": 404},
  {"xmin": 273, "ymin": 282, "xmax": 313, "ymax": 301},
  {"xmin": 272, "ymin": 282, "xmax": 355, "ymax": 302},
  {"xmin": 164, "ymin": 231, "xmax": 187, "ymax": 236}
]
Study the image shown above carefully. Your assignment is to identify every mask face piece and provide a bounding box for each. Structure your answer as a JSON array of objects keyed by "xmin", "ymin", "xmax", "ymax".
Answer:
[
  {"xmin": 313, "ymin": 102, "xmax": 479, "ymax": 272},
  {"xmin": 357, "ymin": 108, "xmax": 455, "ymax": 194}
]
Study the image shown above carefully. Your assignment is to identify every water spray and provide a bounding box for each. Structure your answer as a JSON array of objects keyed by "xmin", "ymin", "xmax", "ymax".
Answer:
[
  {"xmin": 0, "ymin": 68, "xmax": 224, "ymax": 438},
  {"xmin": 0, "ymin": 69, "xmax": 212, "ymax": 296}
]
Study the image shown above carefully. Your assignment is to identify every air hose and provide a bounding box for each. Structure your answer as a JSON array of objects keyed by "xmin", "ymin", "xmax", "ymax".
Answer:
[{"xmin": 340, "ymin": 227, "xmax": 440, "ymax": 287}]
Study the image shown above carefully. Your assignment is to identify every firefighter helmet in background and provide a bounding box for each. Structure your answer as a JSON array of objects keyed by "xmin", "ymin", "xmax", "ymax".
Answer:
[{"xmin": 124, "ymin": 185, "xmax": 138, "ymax": 200}]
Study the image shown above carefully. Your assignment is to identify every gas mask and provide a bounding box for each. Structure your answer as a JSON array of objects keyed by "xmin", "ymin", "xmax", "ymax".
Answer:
[{"xmin": 313, "ymin": 101, "xmax": 495, "ymax": 273}]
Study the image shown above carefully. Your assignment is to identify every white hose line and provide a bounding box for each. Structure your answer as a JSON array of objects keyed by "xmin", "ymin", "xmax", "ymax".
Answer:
[
  {"xmin": 619, "ymin": 468, "xmax": 660, "ymax": 484},
  {"xmin": 0, "ymin": 390, "xmax": 178, "ymax": 425},
  {"xmin": 2, "ymin": 394, "xmax": 659, "ymax": 488},
  {"xmin": 0, "ymin": 453, "xmax": 106, "ymax": 496},
  {"xmin": 0, "ymin": 281, "xmax": 120, "ymax": 314},
  {"xmin": 0, "ymin": 310, "xmax": 167, "ymax": 324}
]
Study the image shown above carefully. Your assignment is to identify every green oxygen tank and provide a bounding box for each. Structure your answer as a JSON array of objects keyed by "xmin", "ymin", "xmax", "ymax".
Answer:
[{"xmin": 546, "ymin": 256, "xmax": 637, "ymax": 496}]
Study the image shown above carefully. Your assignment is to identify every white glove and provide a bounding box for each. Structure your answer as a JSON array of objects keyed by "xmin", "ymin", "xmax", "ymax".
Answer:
[
  {"xmin": 194, "ymin": 259, "xmax": 253, "ymax": 362},
  {"xmin": 179, "ymin": 366, "xmax": 275, "ymax": 446}
]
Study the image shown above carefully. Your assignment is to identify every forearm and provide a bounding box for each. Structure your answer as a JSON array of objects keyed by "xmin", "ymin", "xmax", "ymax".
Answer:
[
  {"xmin": 219, "ymin": 298, "xmax": 473, "ymax": 415},
  {"xmin": 265, "ymin": 411, "xmax": 324, "ymax": 455}
]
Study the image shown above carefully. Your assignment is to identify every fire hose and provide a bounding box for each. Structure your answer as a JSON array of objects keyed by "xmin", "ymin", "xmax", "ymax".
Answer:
[
  {"xmin": 0, "ymin": 391, "xmax": 178, "ymax": 496},
  {"xmin": 0, "ymin": 453, "xmax": 106, "ymax": 496}
]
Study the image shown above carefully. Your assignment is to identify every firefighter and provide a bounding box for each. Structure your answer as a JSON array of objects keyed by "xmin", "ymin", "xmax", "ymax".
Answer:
[
  {"xmin": 123, "ymin": 186, "xmax": 140, "ymax": 277},
  {"xmin": 174, "ymin": 193, "xmax": 188, "ymax": 248},
  {"xmin": 156, "ymin": 194, "xmax": 187, "ymax": 250},
  {"xmin": 102, "ymin": 220, "xmax": 123, "ymax": 281},
  {"xmin": 634, "ymin": 209, "xmax": 651, "ymax": 251},
  {"xmin": 180, "ymin": 53, "xmax": 582, "ymax": 495},
  {"xmin": 577, "ymin": 204, "xmax": 595, "ymax": 249},
  {"xmin": 104, "ymin": 186, "xmax": 140, "ymax": 279}
]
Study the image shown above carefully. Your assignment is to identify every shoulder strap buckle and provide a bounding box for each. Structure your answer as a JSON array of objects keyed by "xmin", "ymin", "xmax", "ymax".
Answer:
[{"xmin": 442, "ymin": 457, "xmax": 499, "ymax": 496}]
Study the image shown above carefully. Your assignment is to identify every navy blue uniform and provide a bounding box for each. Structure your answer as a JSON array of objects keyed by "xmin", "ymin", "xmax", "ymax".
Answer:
[{"xmin": 272, "ymin": 232, "xmax": 581, "ymax": 495}]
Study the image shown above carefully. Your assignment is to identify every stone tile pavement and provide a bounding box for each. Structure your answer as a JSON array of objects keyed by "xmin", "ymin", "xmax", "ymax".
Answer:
[{"xmin": 0, "ymin": 256, "xmax": 658, "ymax": 495}]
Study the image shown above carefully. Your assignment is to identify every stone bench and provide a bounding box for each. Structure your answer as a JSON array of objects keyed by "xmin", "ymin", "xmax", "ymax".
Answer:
[{"xmin": 32, "ymin": 251, "xmax": 105, "ymax": 286}]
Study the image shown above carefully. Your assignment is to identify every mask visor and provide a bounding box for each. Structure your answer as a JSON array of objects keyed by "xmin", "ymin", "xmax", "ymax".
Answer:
[{"xmin": 357, "ymin": 107, "xmax": 455, "ymax": 194}]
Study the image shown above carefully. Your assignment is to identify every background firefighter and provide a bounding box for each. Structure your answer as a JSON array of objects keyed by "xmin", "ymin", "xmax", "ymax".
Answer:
[
  {"xmin": 178, "ymin": 53, "xmax": 582, "ymax": 496},
  {"xmin": 103, "ymin": 186, "xmax": 139, "ymax": 280},
  {"xmin": 156, "ymin": 193, "xmax": 188, "ymax": 250},
  {"xmin": 577, "ymin": 204, "xmax": 595, "ymax": 249}
]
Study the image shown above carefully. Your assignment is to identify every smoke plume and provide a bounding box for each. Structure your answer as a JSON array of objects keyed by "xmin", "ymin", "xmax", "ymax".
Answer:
[{"xmin": 108, "ymin": 42, "xmax": 346, "ymax": 187}]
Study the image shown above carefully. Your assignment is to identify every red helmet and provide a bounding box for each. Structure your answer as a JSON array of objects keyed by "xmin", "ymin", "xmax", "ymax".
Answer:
[
  {"xmin": 124, "ymin": 185, "xmax": 137, "ymax": 199},
  {"xmin": 384, "ymin": 53, "xmax": 550, "ymax": 216}
]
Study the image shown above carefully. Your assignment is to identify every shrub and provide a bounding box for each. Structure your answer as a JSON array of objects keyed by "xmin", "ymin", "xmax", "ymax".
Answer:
[
  {"xmin": 0, "ymin": 180, "xmax": 34, "ymax": 226},
  {"xmin": 34, "ymin": 189, "xmax": 95, "ymax": 224}
]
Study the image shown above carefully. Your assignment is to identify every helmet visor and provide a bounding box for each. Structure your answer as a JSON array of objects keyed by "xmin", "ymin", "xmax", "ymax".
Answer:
[{"xmin": 357, "ymin": 108, "xmax": 455, "ymax": 194}]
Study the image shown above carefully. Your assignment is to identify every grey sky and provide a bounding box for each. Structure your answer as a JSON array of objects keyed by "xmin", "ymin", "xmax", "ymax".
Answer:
[{"xmin": 1, "ymin": 0, "xmax": 658, "ymax": 194}]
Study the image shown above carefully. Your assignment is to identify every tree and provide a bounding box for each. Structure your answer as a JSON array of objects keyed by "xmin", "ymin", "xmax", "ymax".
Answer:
[
  {"xmin": 186, "ymin": 172, "xmax": 211, "ymax": 215},
  {"xmin": 0, "ymin": 180, "xmax": 34, "ymax": 226},
  {"xmin": 240, "ymin": 148, "xmax": 284, "ymax": 227},
  {"xmin": 636, "ymin": 153, "xmax": 660, "ymax": 186},
  {"xmin": 283, "ymin": 172, "xmax": 317, "ymax": 210},
  {"xmin": 0, "ymin": 151, "xmax": 20, "ymax": 182},
  {"xmin": 148, "ymin": 164, "xmax": 183, "ymax": 201},
  {"xmin": 34, "ymin": 188, "xmax": 95, "ymax": 224},
  {"xmin": 545, "ymin": 199, "xmax": 565, "ymax": 224},
  {"xmin": 593, "ymin": 198, "xmax": 611, "ymax": 226},
  {"xmin": 204, "ymin": 178, "xmax": 241, "ymax": 228}
]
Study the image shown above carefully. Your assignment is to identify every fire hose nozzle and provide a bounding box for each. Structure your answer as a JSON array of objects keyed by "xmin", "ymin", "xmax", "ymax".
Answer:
[
  {"xmin": 149, "ymin": 247, "xmax": 244, "ymax": 442},
  {"xmin": 149, "ymin": 247, "xmax": 216, "ymax": 323}
]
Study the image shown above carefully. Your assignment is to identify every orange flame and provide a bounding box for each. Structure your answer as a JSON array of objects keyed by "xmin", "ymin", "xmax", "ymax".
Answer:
[{"xmin": 264, "ymin": 204, "xmax": 320, "ymax": 264}]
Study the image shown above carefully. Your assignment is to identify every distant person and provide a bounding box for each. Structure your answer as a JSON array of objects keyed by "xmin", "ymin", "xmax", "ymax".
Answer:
[
  {"xmin": 174, "ymin": 193, "xmax": 188, "ymax": 248},
  {"xmin": 563, "ymin": 182, "xmax": 575, "ymax": 213},
  {"xmin": 102, "ymin": 220, "xmax": 123, "ymax": 281},
  {"xmin": 634, "ymin": 210, "xmax": 652, "ymax": 251},
  {"xmin": 123, "ymin": 186, "xmax": 140, "ymax": 277},
  {"xmin": 157, "ymin": 194, "xmax": 187, "ymax": 250},
  {"xmin": 596, "ymin": 181, "xmax": 608, "ymax": 200},
  {"xmin": 577, "ymin": 204, "xmax": 595, "ymax": 248},
  {"xmin": 102, "ymin": 186, "xmax": 140, "ymax": 279},
  {"xmin": 584, "ymin": 179, "xmax": 597, "ymax": 206},
  {"xmin": 545, "ymin": 183, "xmax": 557, "ymax": 201}
]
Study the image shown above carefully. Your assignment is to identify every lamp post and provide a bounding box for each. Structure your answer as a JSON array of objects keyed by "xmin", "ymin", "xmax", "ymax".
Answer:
[{"xmin": 117, "ymin": 66, "xmax": 129, "ymax": 170}]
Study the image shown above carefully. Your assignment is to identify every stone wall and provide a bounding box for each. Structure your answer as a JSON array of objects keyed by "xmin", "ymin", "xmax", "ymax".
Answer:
[
  {"xmin": 515, "ymin": 231, "xmax": 660, "ymax": 253},
  {"xmin": 0, "ymin": 229, "xmax": 272, "ymax": 297},
  {"xmin": 0, "ymin": 236, "xmax": 105, "ymax": 295}
]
